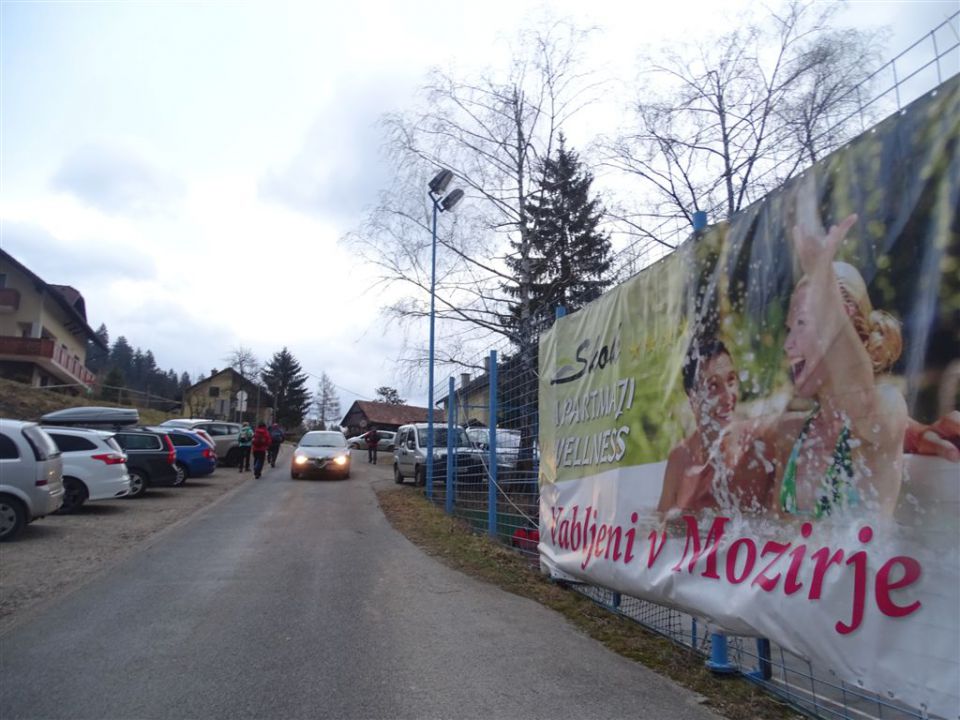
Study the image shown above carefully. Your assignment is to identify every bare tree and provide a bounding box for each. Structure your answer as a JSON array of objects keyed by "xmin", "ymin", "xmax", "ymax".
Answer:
[
  {"xmin": 314, "ymin": 373, "xmax": 342, "ymax": 430},
  {"xmin": 605, "ymin": 0, "xmax": 882, "ymax": 237},
  {"xmin": 347, "ymin": 21, "xmax": 603, "ymax": 369},
  {"xmin": 224, "ymin": 346, "xmax": 261, "ymax": 380}
]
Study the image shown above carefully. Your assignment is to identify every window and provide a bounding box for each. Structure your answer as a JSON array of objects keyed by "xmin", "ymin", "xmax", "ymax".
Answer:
[
  {"xmin": 208, "ymin": 386, "xmax": 220, "ymax": 397},
  {"xmin": 0, "ymin": 273, "xmax": 6, "ymax": 288},
  {"xmin": 116, "ymin": 433, "xmax": 162, "ymax": 451},
  {"xmin": 205, "ymin": 424, "xmax": 228, "ymax": 437},
  {"xmin": 169, "ymin": 433, "xmax": 198, "ymax": 447},
  {"xmin": 49, "ymin": 433, "xmax": 97, "ymax": 452},
  {"xmin": 0, "ymin": 434, "xmax": 19, "ymax": 459}
]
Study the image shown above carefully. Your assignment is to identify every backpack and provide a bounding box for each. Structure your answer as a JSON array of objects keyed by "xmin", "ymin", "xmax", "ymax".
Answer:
[
  {"xmin": 240, "ymin": 427, "xmax": 253, "ymax": 443},
  {"xmin": 270, "ymin": 426, "xmax": 284, "ymax": 442}
]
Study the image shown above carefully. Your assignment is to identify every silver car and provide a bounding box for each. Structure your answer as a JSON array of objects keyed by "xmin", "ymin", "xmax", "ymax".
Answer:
[
  {"xmin": 160, "ymin": 419, "xmax": 242, "ymax": 466},
  {"xmin": 0, "ymin": 419, "xmax": 65, "ymax": 540},
  {"xmin": 291, "ymin": 431, "xmax": 351, "ymax": 480}
]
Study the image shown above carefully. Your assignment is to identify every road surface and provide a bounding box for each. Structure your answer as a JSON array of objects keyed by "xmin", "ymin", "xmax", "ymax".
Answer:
[{"xmin": 0, "ymin": 454, "xmax": 720, "ymax": 720}]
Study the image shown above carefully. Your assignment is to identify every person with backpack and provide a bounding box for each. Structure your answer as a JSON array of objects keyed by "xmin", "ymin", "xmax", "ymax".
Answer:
[
  {"xmin": 268, "ymin": 422, "xmax": 284, "ymax": 467},
  {"xmin": 251, "ymin": 421, "xmax": 272, "ymax": 478},
  {"xmin": 237, "ymin": 422, "xmax": 253, "ymax": 473},
  {"xmin": 364, "ymin": 426, "xmax": 379, "ymax": 464}
]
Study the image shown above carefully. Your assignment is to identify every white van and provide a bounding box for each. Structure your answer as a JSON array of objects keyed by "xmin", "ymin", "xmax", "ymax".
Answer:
[{"xmin": 392, "ymin": 423, "xmax": 485, "ymax": 486}]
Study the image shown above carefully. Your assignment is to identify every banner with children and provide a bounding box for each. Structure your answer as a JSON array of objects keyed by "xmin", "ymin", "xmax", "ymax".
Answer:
[{"xmin": 538, "ymin": 76, "xmax": 959, "ymax": 718}]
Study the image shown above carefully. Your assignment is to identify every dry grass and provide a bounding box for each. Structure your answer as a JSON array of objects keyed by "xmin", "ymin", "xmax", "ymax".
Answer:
[
  {"xmin": 377, "ymin": 485, "xmax": 801, "ymax": 720},
  {"xmin": 0, "ymin": 377, "xmax": 172, "ymax": 426}
]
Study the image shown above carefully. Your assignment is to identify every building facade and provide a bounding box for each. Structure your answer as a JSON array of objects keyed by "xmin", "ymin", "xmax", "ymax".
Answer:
[
  {"xmin": 0, "ymin": 250, "xmax": 105, "ymax": 392},
  {"xmin": 181, "ymin": 368, "xmax": 274, "ymax": 424}
]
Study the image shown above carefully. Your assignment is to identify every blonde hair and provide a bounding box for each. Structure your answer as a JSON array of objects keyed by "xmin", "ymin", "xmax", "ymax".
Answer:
[{"xmin": 832, "ymin": 262, "xmax": 903, "ymax": 374}]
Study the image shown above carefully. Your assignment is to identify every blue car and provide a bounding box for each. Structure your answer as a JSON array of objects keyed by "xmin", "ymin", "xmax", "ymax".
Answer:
[{"xmin": 150, "ymin": 427, "xmax": 217, "ymax": 484}]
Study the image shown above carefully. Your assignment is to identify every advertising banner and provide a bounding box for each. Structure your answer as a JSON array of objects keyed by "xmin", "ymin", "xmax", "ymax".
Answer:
[{"xmin": 538, "ymin": 76, "xmax": 959, "ymax": 718}]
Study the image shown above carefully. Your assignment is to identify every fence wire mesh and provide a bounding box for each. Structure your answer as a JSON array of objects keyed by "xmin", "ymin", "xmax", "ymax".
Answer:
[{"xmin": 421, "ymin": 19, "xmax": 957, "ymax": 720}]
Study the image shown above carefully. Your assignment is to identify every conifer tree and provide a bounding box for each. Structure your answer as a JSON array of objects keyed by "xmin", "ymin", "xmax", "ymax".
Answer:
[
  {"xmin": 261, "ymin": 347, "xmax": 311, "ymax": 427},
  {"xmin": 503, "ymin": 135, "xmax": 612, "ymax": 335}
]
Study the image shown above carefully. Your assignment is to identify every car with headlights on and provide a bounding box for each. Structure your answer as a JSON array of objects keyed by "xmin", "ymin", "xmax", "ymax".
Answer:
[{"xmin": 291, "ymin": 431, "xmax": 351, "ymax": 480}]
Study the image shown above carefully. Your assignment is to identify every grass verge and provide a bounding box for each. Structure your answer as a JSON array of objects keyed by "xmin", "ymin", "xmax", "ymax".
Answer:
[
  {"xmin": 376, "ymin": 485, "xmax": 800, "ymax": 720},
  {"xmin": 0, "ymin": 377, "xmax": 172, "ymax": 425}
]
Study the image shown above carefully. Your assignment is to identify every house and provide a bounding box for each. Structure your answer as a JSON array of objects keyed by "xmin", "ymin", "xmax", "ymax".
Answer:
[
  {"xmin": 340, "ymin": 400, "xmax": 445, "ymax": 438},
  {"xmin": 181, "ymin": 368, "xmax": 274, "ymax": 424},
  {"xmin": 0, "ymin": 249, "xmax": 106, "ymax": 392},
  {"xmin": 438, "ymin": 371, "xmax": 492, "ymax": 427}
]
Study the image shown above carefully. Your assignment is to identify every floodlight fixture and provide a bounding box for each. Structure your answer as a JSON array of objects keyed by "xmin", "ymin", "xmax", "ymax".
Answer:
[
  {"xmin": 440, "ymin": 188, "xmax": 464, "ymax": 212},
  {"xmin": 428, "ymin": 169, "xmax": 454, "ymax": 195},
  {"xmin": 424, "ymin": 169, "xmax": 464, "ymax": 501}
]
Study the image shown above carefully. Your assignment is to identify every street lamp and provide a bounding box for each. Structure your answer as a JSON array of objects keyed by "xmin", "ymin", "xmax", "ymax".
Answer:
[{"xmin": 426, "ymin": 169, "xmax": 463, "ymax": 498}]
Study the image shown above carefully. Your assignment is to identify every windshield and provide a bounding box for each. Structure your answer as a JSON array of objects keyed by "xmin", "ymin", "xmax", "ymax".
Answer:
[
  {"xmin": 417, "ymin": 427, "xmax": 471, "ymax": 448},
  {"xmin": 467, "ymin": 429, "xmax": 521, "ymax": 449},
  {"xmin": 300, "ymin": 432, "xmax": 346, "ymax": 447}
]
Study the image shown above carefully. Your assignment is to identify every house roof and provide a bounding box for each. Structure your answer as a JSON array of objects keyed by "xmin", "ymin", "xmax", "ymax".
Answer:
[
  {"xmin": 0, "ymin": 249, "xmax": 106, "ymax": 349},
  {"xmin": 185, "ymin": 367, "xmax": 275, "ymax": 404},
  {"xmin": 342, "ymin": 400, "xmax": 445, "ymax": 426}
]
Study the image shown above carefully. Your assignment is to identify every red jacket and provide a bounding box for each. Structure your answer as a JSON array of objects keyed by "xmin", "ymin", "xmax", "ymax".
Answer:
[{"xmin": 252, "ymin": 427, "xmax": 271, "ymax": 452}]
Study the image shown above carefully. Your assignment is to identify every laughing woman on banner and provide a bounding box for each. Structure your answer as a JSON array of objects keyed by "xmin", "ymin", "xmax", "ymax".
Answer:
[{"xmin": 769, "ymin": 215, "xmax": 908, "ymax": 518}]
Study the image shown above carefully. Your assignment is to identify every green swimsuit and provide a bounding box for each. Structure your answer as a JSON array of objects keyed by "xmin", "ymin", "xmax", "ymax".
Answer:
[{"xmin": 779, "ymin": 407, "xmax": 858, "ymax": 519}]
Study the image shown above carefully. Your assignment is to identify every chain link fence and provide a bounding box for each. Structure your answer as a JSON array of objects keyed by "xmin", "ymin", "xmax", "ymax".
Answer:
[{"xmin": 420, "ymin": 17, "xmax": 958, "ymax": 720}]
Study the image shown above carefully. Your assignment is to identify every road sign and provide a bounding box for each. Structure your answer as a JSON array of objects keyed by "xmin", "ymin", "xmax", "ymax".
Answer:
[{"xmin": 236, "ymin": 390, "xmax": 249, "ymax": 412}]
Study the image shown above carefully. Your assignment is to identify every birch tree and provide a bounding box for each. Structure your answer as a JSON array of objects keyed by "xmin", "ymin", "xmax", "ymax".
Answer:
[
  {"xmin": 348, "ymin": 21, "xmax": 602, "ymax": 368},
  {"xmin": 606, "ymin": 0, "xmax": 881, "ymax": 246}
]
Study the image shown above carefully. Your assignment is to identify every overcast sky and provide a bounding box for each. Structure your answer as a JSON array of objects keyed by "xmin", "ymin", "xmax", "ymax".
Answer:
[{"xmin": 1, "ymin": 0, "xmax": 957, "ymax": 415}]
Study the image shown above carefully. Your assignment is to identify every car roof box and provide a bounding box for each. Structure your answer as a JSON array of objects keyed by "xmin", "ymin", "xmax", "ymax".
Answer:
[{"xmin": 40, "ymin": 406, "xmax": 140, "ymax": 429}]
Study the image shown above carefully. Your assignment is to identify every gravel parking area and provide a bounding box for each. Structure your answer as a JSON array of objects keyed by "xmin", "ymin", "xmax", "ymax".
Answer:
[{"xmin": 0, "ymin": 469, "xmax": 251, "ymax": 632}]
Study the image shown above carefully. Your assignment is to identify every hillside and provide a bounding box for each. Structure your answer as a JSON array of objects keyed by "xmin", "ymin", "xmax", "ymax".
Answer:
[{"xmin": 0, "ymin": 377, "xmax": 174, "ymax": 426}]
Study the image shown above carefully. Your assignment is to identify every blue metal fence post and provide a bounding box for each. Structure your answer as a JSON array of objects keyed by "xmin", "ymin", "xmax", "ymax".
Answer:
[
  {"xmin": 487, "ymin": 350, "xmax": 498, "ymax": 538},
  {"xmin": 692, "ymin": 210, "xmax": 707, "ymax": 232},
  {"xmin": 446, "ymin": 377, "xmax": 455, "ymax": 514}
]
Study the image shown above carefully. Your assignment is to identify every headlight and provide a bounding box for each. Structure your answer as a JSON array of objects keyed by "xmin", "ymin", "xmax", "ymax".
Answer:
[
  {"xmin": 333, "ymin": 455, "xmax": 347, "ymax": 466},
  {"xmin": 294, "ymin": 455, "xmax": 309, "ymax": 465}
]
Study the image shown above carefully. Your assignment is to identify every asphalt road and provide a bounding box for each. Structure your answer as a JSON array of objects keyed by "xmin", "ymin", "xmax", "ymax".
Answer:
[{"xmin": 0, "ymin": 454, "xmax": 720, "ymax": 720}]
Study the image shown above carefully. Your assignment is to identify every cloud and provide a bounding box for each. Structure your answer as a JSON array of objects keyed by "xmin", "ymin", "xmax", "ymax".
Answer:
[
  {"xmin": 258, "ymin": 78, "xmax": 409, "ymax": 224},
  {"xmin": 0, "ymin": 220, "xmax": 157, "ymax": 283},
  {"xmin": 51, "ymin": 143, "xmax": 184, "ymax": 217}
]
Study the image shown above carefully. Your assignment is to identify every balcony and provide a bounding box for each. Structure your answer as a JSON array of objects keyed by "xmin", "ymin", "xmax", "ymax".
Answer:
[
  {"xmin": 0, "ymin": 288, "xmax": 20, "ymax": 312},
  {"xmin": 0, "ymin": 336, "xmax": 97, "ymax": 389}
]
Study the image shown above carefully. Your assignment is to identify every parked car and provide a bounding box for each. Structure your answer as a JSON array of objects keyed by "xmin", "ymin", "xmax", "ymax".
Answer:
[
  {"xmin": 0, "ymin": 419, "xmax": 65, "ymax": 540},
  {"xmin": 291, "ymin": 431, "xmax": 351, "ymax": 480},
  {"xmin": 44, "ymin": 427, "xmax": 131, "ymax": 513},
  {"xmin": 111, "ymin": 428, "xmax": 179, "ymax": 498},
  {"xmin": 346, "ymin": 430, "xmax": 396, "ymax": 452},
  {"xmin": 465, "ymin": 427, "xmax": 522, "ymax": 468},
  {"xmin": 392, "ymin": 423, "xmax": 486, "ymax": 486},
  {"xmin": 147, "ymin": 426, "xmax": 217, "ymax": 482},
  {"xmin": 160, "ymin": 419, "xmax": 242, "ymax": 466}
]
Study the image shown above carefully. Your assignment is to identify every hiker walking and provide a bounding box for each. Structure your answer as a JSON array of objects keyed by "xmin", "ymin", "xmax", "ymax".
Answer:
[
  {"xmin": 364, "ymin": 427, "xmax": 379, "ymax": 464},
  {"xmin": 251, "ymin": 421, "xmax": 271, "ymax": 478},
  {"xmin": 237, "ymin": 421, "xmax": 253, "ymax": 472},
  {"xmin": 268, "ymin": 421, "xmax": 284, "ymax": 467}
]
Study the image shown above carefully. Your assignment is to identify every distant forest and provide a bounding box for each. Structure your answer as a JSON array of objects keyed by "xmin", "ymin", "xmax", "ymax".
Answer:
[{"xmin": 85, "ymin": 324, "xmax": 192, "ymax": 405}]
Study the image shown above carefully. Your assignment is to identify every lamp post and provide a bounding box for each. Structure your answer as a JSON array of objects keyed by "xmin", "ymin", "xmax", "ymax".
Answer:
[{"xmin": 426, "ymin": 169, "xmax": 464, "ymax": 498}]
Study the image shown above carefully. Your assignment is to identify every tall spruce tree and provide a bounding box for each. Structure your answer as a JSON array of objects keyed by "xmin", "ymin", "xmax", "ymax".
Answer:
[
  {"xmin": 261, "ymin": 347, "xmax": 311, "ymax": 428},
  {"xmin": 503, "ymin": 135, "xmax": 612, "ymax": 335}
]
